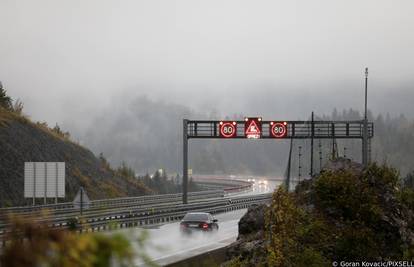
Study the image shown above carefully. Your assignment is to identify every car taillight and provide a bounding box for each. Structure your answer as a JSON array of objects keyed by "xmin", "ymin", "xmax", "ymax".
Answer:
[
  {"xmin": 180, "ymin": 223, "xmax": 187, "ymax": 228},
  {"xmin": 202, "ymin": 223, "xmax": 209, "ymax": 229}
]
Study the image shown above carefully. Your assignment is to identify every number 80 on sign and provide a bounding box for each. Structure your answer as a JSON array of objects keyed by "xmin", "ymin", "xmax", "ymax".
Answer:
[
  {"xmin": 270, "ymin": 122, "xmax": 288, "ymax": 138},
  {"xmin": 219, "ymin": 121, "xmax": 237, "ymax": 138}
]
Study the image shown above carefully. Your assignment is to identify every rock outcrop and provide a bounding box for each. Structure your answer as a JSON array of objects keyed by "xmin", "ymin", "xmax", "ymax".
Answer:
[
  {"xmin": 238, "ymin": 204, "xmax": 266, "ymax": 236},
  {"xmin": 225, "ymin": 204, "xmax": 268, "ymax": 266},
  {"xmin": 223, "ymin": 159, "xmax": 414, "ymax": 266}
]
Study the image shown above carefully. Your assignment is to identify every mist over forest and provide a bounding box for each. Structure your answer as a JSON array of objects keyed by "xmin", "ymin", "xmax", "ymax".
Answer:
[
  {"xmin": 64, "ymin": 94, "xmax": 414, "ymax": 178},
  {"xmin": 2, "ymin": 0, "xmax": 414, "ymax": 179}
]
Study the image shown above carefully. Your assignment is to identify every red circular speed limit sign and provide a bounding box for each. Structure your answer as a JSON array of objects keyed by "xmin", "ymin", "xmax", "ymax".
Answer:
[
  {"xmin": 270, "ymin": 122, "xmax": 287, "ymax": 138},
  {"xmin": 219, "ymin": 121, "xmax": 237, "ymax": 138}
]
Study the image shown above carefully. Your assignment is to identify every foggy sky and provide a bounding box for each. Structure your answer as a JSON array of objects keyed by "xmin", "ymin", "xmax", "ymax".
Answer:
[{"xmin": 1, "ymin": 0, "xmax": 414, "ymax": 127}]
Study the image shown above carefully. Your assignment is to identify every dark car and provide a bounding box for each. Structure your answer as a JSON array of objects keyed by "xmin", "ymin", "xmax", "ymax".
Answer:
[{"xmin": 180, "ymin": 212, "xmax": 219, "ymax": 231}]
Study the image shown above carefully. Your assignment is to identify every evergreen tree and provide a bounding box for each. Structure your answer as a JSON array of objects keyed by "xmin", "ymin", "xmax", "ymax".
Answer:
[
  {"xmin": 403, "ymin": 171, "xmax": 414, "ymax": 189},
  {"xmin": 0, "ymin": 81, "xmax": 12, "ymax": 110}
]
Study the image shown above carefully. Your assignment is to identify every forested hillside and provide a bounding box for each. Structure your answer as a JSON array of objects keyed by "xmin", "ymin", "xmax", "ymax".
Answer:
[
  {"xmin": 0, "ymin": 105, "xmax": 155, "ymax": 207},
  {"xmin": 71, "ymin": 96, "xmax": 414, "ymax": 177}
]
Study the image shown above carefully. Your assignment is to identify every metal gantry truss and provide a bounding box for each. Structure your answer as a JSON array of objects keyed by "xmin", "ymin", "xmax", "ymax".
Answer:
[
  {"xmin": 182, "ymin": 119, "xmax": 374, "ymax": 204},
  {"xmin": 186, "ymin": 120, "xmax": 373, "ymax": 139}
]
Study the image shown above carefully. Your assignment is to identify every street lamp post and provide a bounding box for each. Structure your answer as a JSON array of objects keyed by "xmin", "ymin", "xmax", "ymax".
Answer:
[{"xmin": 363, "ymin": 68, "xmax": 369, "ymax": 168}]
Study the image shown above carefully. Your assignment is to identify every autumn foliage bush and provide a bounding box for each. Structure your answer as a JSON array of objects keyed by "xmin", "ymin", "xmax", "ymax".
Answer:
[
  {"xmin": 264, "ymin": 163, "xmax": 414, "ymax": 267},
  {"xmin": 0, "ymin": 213, "xmax": 155, "ymax": 267}
]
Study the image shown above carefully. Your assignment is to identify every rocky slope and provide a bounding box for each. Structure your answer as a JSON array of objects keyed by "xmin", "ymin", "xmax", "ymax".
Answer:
[
  {"xmin": 223, "ymin": 159, "xmax": 414, "ymax": 266},
  {"xmin": 0, "ymin": 108, "xmax": 151, "ymax": 207}
]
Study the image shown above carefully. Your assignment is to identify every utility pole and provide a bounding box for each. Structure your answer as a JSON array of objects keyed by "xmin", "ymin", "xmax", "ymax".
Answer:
[
  {"xmin": 310, "ymin": 112, "xmax": 314, "ymax": 177},
  {"xmin": 285, "ymin": 138, "xmax": 293, "ymax": 191},
  {"xmin": 331, "ymin": 123, "xmax": 336, "ymax": 160},
  {"xmin": 318, "ymin": 129, "xmax": 322, "ymax": 172},
  {"xmin": 362, "ymin": 67, "xmax": 369, "ymax": 168},
  {"xmin": 368, "ymin": 139, "xmax": 371, "ymax": 163},
  {"xmin": 298, "ymin": 146, "xmax": 302, "ymax": 183},
  {"xmin": 344, "ymin": 147, "xmax": 347, "ymax": 159}
]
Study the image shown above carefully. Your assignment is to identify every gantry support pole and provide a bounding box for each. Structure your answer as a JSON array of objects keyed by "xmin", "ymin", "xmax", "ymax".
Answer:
[
  {"xmin": 183, "ymin": 119, "xmax": 188, "ymax": 204},
  {"xmin": 310, "ymin": 111, "xmax": 314, "ymax": 177}
]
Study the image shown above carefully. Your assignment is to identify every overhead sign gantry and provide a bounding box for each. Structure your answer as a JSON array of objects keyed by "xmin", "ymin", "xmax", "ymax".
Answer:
[{"xmin": 182, "ymin": 117, "xmax": 374, "ymax": 204}]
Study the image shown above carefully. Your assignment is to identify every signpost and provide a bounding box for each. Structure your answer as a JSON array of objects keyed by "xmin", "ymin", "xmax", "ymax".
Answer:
[{"xmin": 73, "ymin": 187, "xmax": 90, "ymax": 215}]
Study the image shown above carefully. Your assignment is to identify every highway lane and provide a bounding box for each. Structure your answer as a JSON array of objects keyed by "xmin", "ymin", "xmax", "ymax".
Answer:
[
  {"xmin": 134, "ymin": 209, "xmax": 245, "ymax": 266},
  {"xmin": 125, "ymin": 179, "xmax": 280, "ymax": 266}
]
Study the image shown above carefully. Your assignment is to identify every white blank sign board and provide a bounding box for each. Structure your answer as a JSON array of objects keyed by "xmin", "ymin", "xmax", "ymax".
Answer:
[
  {"xmin": 24, "ymin": 162, "xmax": 65, "ymax": 198},
  {"xmin": 35, "ymin": 163, "xmax": 45, "ymax": 198},
  {"xmin": 24, "ymin": 163, "xmax": 35, "ymax": 198}
]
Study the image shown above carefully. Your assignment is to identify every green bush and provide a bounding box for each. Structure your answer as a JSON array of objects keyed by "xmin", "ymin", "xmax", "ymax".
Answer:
[{"xmin": 313, "ymin": 168, "xmax": 382, "ymax": 225}]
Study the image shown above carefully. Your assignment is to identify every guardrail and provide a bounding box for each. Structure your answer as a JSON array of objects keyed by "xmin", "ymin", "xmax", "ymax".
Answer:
[
  {"xmin": 0, "ymin": 192, "xmax": 271, "ymax": 248},
  {"xmin": 0, "ymin": 179, "xmax": 251, "ymax": 214},
  {"xmin": 0, "ymin": 190, "xmax": 222, "ymax": 214},
  {"xmin": 194, "ymin": 178, "xmax": 252, "ymax": 193},
  {"xmin": 0, "ymin": 178, "xmax": 256, "ymax": 247},
  {"xmin": 81, "ymin": 193, "xmax": 272, "ymax": 232},
  {"xmin": 0, "ymin": 190, "xmax": 226, "ymax": 227}
]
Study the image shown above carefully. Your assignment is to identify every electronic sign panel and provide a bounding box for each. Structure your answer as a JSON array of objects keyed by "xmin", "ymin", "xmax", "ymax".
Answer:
[
  {"xmin": 270, "ymin": 121, "xmax": 288, "ymax": 138},
  {"xmin": 219, "ymin": 121, "xmax": 237, "ymax": 138},
  {"xmin": 244, "ymin": 117, "xmax": 262, "ymax": 139}
]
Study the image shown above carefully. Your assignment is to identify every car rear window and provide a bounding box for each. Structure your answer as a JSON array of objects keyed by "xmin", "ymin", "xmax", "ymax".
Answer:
[{"xmin": 183, "ymin": 213, "xmax": 208, "ymax": 221}]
